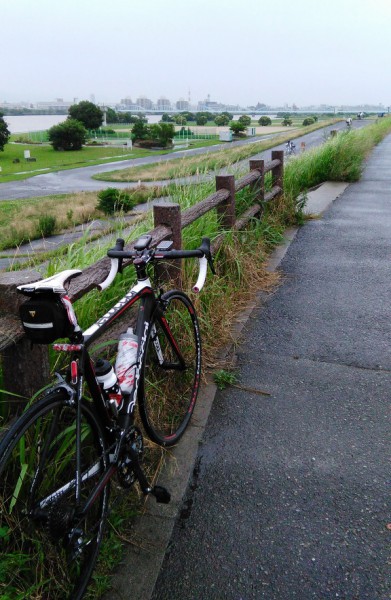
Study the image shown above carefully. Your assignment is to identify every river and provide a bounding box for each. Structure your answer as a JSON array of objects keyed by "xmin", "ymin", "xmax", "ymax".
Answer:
[
  {"xmin": 4, "ymin": 114, "xmax": 68, "ymax": 134},
  {"xmin": 4, "ymin": 114, "xmax": 164, "ymax": 133},
  {"xmin": 4, "ymin": 113, "xmax": 260, "ymax": 134}
]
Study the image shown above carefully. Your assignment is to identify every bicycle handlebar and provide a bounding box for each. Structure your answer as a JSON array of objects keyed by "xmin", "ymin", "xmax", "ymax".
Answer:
[{"xmin": 99, "ymin": 237, "xmax": 215, "ymax": 293}]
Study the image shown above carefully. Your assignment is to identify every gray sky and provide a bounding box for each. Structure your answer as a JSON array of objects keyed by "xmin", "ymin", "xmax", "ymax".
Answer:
[{"xmin": 2, "ymin": 0, "xmax": 390, "ymax": 108}]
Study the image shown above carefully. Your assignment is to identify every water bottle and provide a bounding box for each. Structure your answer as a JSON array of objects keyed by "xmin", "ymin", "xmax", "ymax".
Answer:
[
  {"xmin": 115, "ymin": 327, "xmax": 138, "ymax": 395},
  {"xmin": 95, "ymin": 358, "xmax": 124, "ymax": 416}
]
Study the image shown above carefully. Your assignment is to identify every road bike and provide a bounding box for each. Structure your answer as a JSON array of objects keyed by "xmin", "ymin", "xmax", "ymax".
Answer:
[{"xmin": 0, "ymin": 234, "xmax": 214, "ymax": 599}]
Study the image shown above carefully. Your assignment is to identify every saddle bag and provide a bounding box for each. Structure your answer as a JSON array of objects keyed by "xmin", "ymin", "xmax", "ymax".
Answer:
[{"xmin": 19, "ymin": 293, "xmax": 76, "ymax": 344}]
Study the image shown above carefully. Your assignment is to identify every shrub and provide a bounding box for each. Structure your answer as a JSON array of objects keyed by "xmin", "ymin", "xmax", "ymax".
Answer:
[
  {"xmin": 131, "ymin": 119, "xmax": 150, "ymax": 141},
  {"xmin": 230, "ymin": 121, "xmax": 247, "ymax": 135},
  {"xmin": 97, "ymin": 188, "xmax": 134, "ymax": 215},
  {"xmin": 134, "ymin": 139, "xmax": 163, "ymax": 149},
  {"xmin": 282, "ymin": 117, "xmax": 293, "ymax": 126},
  {"xmin": 149, "ymin": 123, "xmax": 175, "ymax": 147},
  {"xmin": 48, "ymin": 119, "xmax": 87, "ymax": 150},
  {"xmin": 302, "ymin": 117, "xmax": 315, "ymax": 126},
  {"xmin": 258, "ymin": 116, "xmax": 272, "ymax": 126},
  {"xmin": 37, "ymin": 215, "xmax": 57, "ymax": 237}
]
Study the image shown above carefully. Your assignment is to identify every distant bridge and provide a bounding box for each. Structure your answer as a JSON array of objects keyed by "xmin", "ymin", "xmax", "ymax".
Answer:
[{"xmin": 115, "ymin": 107, "xmax": 388, "ymax": 116}]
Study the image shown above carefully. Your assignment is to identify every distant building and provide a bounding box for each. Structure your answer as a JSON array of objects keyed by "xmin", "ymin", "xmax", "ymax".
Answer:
[
  {"xmin": 120, "ymin": 97, "xmax": 134, "ymax": 107},
  {"xmin": 176, "ymin": 99, "xmax": 189, "ymax": 111},
  {"xmin": 35, "ymin": 98, "xmax": 73, "ymax": 111},
  {"xmin": 157, "ymin": 97, "xmax": 172, "ymax": 111},
  {"xmin": 136, "ymin": 96, "xmax": 154, "ymax": 110},
  {"xmin": 0, "ymin": 100, "xmax": 32, "ymax": 111}
]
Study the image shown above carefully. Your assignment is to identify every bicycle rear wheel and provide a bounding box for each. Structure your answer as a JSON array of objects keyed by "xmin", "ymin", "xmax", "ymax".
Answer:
[
  {"xmin": 139, "ymin": 290, "xmax": 201, "ymax": 447},
  {"xmin": 0, "ymin": 388, "xmax": 109, "ymax": 600}
]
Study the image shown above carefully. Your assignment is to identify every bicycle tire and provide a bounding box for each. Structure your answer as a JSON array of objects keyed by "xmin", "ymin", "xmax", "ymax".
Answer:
[
  {"xmin": 0, "ymin": 387, "xmax": 110, "ymax": 600},
  {"xmin": 138, "ymin": 290, "xmax": 201, "ymax": 447}
]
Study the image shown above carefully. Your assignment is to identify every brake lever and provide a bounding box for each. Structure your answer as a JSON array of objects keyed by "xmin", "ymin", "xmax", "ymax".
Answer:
[
  {"xmin": 114, "ymin": 238, "xmax": 124, "ymax": 274},
  {"xmin": 206, "ymin": 253, "xmax": 215, "ymax": 275},
  {"xmin": 199, "ymin": 237, "xmax": 216, "ymax": 275}
]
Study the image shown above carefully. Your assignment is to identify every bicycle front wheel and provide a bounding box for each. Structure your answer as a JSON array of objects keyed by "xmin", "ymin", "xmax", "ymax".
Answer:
[
  {"xmin": 139, "ymin": 290, "xmax": 201, "ymax": 447},
  {"xmin": 0, "ymin": 388, "xmax": 110, "ymax": 600}
]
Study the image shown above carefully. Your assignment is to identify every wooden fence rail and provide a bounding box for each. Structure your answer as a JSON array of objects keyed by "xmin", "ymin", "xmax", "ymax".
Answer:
[{"xmin": 0, "ymin": 150, "xmax": 284, "ymax": 399}]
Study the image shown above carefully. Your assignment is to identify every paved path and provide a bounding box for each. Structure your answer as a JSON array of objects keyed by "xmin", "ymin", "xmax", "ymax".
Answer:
[{"xmin": 148, "ymin": 135, "xmax": 391, "ymax": 598}]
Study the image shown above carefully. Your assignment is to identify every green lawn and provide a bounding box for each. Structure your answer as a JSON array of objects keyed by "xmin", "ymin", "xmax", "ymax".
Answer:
[{"xmin": 0, "ymin": 137, "xmax": 222, "ymax": 183}]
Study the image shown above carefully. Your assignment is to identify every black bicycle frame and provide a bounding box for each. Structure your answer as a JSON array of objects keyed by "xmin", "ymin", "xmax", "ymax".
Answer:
[{"xmin": 50, "ymin": 281, "xmax": 185, "ymax": 512}]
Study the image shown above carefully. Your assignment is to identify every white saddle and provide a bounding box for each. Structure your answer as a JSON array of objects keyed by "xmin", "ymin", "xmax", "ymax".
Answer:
[{"xmin": 17, "ymin": 269, "xmax": 82, "ymax": 295}]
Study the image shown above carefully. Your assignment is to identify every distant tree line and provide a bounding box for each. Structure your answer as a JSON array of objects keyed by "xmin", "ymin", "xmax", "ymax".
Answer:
[{"xmin": 47, "ymin": 101, "xmax": 177, "ymax": 151}]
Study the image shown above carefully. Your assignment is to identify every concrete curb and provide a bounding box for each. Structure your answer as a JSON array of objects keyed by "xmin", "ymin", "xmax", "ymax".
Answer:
[{"xmin": 105, "ymin": 181, "xmax": 347, "ymax": 600}]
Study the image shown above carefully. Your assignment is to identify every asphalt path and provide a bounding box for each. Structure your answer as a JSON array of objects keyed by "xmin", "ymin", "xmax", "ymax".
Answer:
[
  {"xmin": 0, "ymin": 120, "xmax": 368, "ymax": 201},
  {"xmin": 150, "ymin": 133, "xmax": 391, "ymax": 599}
]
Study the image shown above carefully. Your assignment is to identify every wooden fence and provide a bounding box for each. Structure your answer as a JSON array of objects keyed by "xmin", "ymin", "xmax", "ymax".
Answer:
[{"xmin": 0, "ymin": 150, "xmax": 284, "ymax": 399}]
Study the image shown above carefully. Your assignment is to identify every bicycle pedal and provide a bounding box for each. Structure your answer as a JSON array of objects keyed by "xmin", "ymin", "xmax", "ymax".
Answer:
[{"xmin": 151, "ymin": 485, "xmax": 171, "ymax": 504}]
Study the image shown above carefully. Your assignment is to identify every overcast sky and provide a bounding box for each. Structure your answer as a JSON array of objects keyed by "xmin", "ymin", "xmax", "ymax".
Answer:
[{"xmin": 2, "ymin": 0, "xmax": 390, "ymax": 108}]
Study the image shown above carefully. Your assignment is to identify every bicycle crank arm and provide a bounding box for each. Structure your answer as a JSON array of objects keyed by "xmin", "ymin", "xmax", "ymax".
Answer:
[{"xmin": 127, "ymin": 446, "xmax": 171, "ymax": 504}]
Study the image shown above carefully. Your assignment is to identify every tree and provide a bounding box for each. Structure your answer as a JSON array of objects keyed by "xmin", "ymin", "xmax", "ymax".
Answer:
[
  {"xmin": 214, "ymin": 114, "xmax": 230, "ymax": 126},
  {"xmin": 196, "ymin": 114, "xmax": 208, "ymax": 125},
  {"xmin": 131, "ymin": 113, "xmax": 147, "ymax": 123},
  {"xmin": 68, "ymin": 100, "xmax": 103, "ymax": 130},
  {"xmin": 175, "ymin": 114, "xmax": 187, "ymax": 125},
  {"xmin": 0, "ymin": 113, "xmax": 11, "ymax": 151},
  {"xmin": 48, "ymin": 119, "xmax": 87, "ymax": 150},
  {"xmin": 131, "ymin": 119, "xmax": 150, "ymax": 141},
  {"xmin": 282, "ymin": 117, "xmax": 293, "ymax": 126},
  {"xmin": 258, "ymin": 116, "xmax": 272, "ymax": 126},
  {"xmin": 221, "ymin": 111, "xmax": 233, "ymax": 121},
  {"xmin": 161, "ymin": 113, "xmax": 175, "ymax": 122},
  {"xmin": 238, "ymin": 115, "xmax": 252, "ymax": 126},
  {"xmin": 230, "ymin": 121, "xmax": 247, "ymax": 136},
  {"xmin": 149, "ymin": 123, "xmax": 175, "ymax": 147},
  {"xmin": 106, "ymin": 108, "xmax": 118, "ymax": 123},
  {"xmin": 117, "ymin": 112, "xmax": 133, "ymax": 123},
  {"xmin": 302, "ymin": 117, "xmax": 315, "ymax": 126}
]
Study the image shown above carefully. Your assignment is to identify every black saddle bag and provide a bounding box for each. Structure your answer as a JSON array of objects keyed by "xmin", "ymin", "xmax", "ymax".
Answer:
[{"xmin": 19, "ymin": 293, "xmax": 75, "ymax": 344}]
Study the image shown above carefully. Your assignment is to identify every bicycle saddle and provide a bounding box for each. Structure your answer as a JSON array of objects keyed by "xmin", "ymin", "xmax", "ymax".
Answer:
[{"xmin": 17, "ymin": 269, "xmax": 82, "ymax": 295}]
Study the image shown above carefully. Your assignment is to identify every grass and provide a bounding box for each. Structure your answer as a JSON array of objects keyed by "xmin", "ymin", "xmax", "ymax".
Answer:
[{"xmin": 2, "ymin": 115, "xmax": 391, "ymax": 597}]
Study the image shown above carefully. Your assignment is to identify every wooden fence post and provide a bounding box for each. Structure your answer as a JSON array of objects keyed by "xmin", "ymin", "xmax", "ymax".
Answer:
[
  {"xmin": 2, "ymin": 340, "xmax": 50, "ymax": 407},
  {"xmin": 0, "ymin": 270, "xmax": 50, "ymax": 411},
  {"xmin": 271, "ymin": 150, "xmax": 284, "ymax": 196},
  {"xmin": 153, "ymin": 202, "xmax": 182, "ymax": 287},
  {"xmin": 215, "ymin": 175, "xmax": 236, "ymax": 229},
  {"xmin": 249, "ymin": 159, "xmax": 265, "ymax": 205}
]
